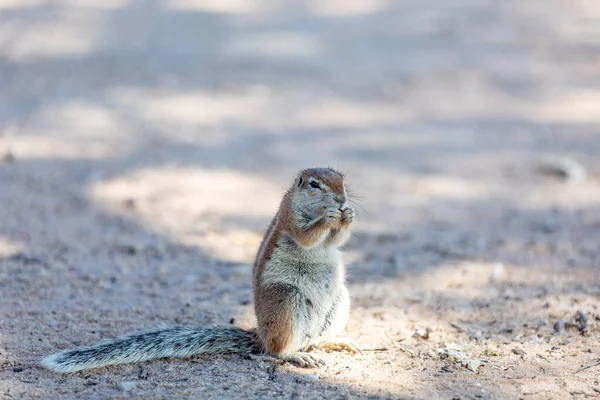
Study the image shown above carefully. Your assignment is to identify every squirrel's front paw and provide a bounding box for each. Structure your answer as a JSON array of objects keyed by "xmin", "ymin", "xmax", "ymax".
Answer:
[
  {"xmin": 323, "ymin": 207, "xmax": 342, "ymax": 227},
  {"xmin": 341, "ymin": 207, "xmax": 355, "ymax": 224}
]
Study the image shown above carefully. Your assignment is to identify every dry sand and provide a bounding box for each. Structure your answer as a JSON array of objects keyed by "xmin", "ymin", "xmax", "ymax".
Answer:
[{"xmin": 1, "ymin": 0, "xmax": 599, "ymax": 399}]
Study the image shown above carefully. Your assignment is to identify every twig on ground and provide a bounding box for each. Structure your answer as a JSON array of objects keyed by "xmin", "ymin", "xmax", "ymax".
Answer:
[
  {"xmin": 574, "ymin": 359, "xmax": 600, "ymax": 374},
  {"xmin": 361, "ymin": 348, "xmax": 389, "ymax": 352},
  {"xmin": 450, "ymin": 322, "xmax": 467, "ymax": 333}
]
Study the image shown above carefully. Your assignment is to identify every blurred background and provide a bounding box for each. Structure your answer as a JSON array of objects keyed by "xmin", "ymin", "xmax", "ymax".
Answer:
[{"xmin": 1, "ymin": 0, "xmax": 599, "ymax": 398}]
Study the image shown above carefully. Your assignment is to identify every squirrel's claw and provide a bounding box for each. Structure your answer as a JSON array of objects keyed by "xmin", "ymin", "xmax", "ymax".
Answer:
[{"xmin": 280, "ymin": 352, "xmax": 324, "ymax": 368}]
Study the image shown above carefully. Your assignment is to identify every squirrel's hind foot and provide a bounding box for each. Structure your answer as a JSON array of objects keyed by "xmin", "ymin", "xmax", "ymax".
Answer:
[{"xmin": 279, "ymin": 352, "xmax": 325, "ymax": 368}]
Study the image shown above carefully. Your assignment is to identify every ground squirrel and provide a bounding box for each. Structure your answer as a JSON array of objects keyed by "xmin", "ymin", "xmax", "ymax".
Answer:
[{"xmin": 41, "ymin": 167, "xmax": 360, "ymax": 373}]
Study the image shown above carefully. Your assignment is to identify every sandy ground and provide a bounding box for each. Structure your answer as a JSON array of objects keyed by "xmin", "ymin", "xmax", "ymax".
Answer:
[{"xmin": 1, "ymin": 0, "xmax": 600, "ymax": 399}]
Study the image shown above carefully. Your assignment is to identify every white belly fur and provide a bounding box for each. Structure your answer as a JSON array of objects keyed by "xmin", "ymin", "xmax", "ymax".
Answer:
[{"xmin": 260, "ymin": 236, "xmax": 349, "ymax": 352}]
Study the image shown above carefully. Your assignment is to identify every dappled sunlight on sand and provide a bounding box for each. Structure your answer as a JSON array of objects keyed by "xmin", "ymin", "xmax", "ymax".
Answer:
[
  {"xmin": 307, "ymin": 0, "xmax": 389, "ymax": 17},
  {"xmin": 0, "ymin": 237, "xmax": 24, "ymax": 257},
  {"xmin": 86, "ymin": 167, "xmax": 281, "ymax": 262},
  {"xmin": 3, "ymin": 9, "xmax": 104, "ymax": 60},
  {"xmin": 32, "ymin": 101, "xmax": 128, "ymax": 141},
  {"xmin": 166, "ymin": 0, "xmax": 269, "ymax": 14},
  {"xmin": 109, "ymin": 87, "xmax": 273, "ymax": 128},
  {"xmin": 0, "ymin": 136, "xmax": 116, "ymax": 160}
]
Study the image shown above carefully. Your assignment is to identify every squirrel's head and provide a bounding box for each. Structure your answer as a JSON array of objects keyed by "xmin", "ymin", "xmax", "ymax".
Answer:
[{"xmin": 292, "ymin": 167, "xmax": 347, "ymax": 213}]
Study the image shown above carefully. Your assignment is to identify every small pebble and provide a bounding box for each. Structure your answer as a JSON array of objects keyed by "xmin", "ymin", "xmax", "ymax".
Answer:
[
  {"xmin": 413, "ymin": 327, "xmax": 431, "ymax": 340},
  {"xmin": 512, "ymin": 348, "xmax": 527, "ymax": 356},
  {"xmin": 464, "ymin": 359, "xmax": 484, "ymax": 373},
  {"xmin": 575, "ymin": 310, "xmax": 590, "ymax": 336},
  {"xmin": 13, "ymin": 367, "xmax": 23, "ymax": 373},
  {"xmin": 553, "ymin": 320, "xmax": 566, "ymax": 335},
  {"xmin": 117, "ymin": 381, "xmax": 138, "ymax": 392},
  {"xmin": 138, "ymin": 365, "xmax": 148, "ymax": 380},
  {"xmin": 49, "ymin": 319, "xmax": 57, "ymax": 327},
  {"xmin": 123, "ymin": 244, "xmax": 142, "ymax": 255},
  {"xmin": 538, "ymin": 158, "xmax": 587, "ymax": 182}
]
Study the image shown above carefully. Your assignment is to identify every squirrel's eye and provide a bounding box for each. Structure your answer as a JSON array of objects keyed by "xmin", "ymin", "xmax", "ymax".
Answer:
[{"xmin": 310, "ymin": 181, "xmax": 320, "ymax": 189}]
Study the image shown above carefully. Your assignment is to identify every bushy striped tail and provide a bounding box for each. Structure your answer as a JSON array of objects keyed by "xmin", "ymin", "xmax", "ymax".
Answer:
[{"xmin": 41, "ymin": 325, "xmax": 262, "ymax": 373}]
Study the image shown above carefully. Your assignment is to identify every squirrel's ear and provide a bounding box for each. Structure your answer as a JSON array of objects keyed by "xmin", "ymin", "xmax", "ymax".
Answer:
[{"xmin": 298, "ymin": 177, "xmax": 304, "ymax": 187}]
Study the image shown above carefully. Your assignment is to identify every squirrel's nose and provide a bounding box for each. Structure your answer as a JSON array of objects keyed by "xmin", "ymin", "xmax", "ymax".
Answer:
[{"xmin": 334, "ymin": 195, "xmax": 346, "ymax": 208}]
